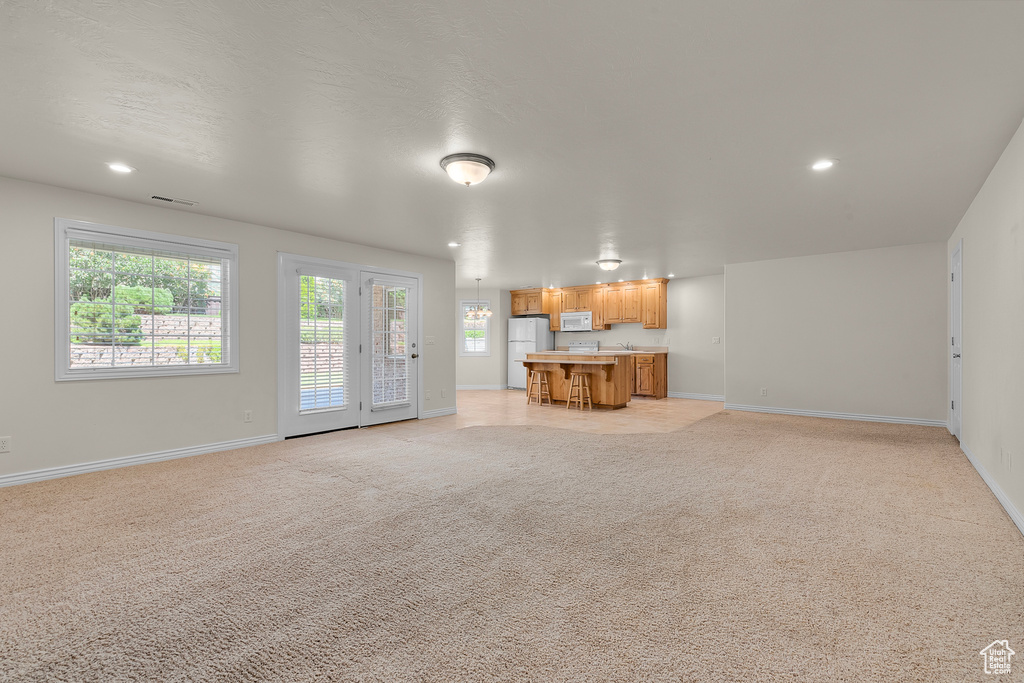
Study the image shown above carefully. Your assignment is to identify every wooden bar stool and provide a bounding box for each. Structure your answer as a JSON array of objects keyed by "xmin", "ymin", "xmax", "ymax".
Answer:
[
  {"xmin": 527, "ymin": 370, "xmax": 552, "ymax": 406},
  {"xmin": 566, "ymin": 371, "xmax": 592, "ymax": 411}
]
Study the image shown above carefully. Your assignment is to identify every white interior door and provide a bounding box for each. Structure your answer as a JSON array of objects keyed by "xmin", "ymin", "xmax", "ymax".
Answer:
[
  {"xmin": 950, "ymin": 240, "xmax": 962, "ymax": 438},
  {"xmin": 360, "ymin": 273, "xmax": 419, "ymax": 426}
]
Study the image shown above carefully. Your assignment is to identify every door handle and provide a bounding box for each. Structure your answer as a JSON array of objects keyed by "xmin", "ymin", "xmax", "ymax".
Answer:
[
  {"xmin": 411, "ymin": 353, "xmax": 419, "ymax": 359},
  {"xmin": 953, "ymin": 353, "xmax": 960, "ymax": 358}
]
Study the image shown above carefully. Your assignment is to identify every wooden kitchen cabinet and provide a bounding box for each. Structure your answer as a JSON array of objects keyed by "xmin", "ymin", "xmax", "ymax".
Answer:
[
  {"xmin": 641, "ymin": 279, "xmax": 668, "ymax": 329},
  {"xmin": 621, "ymin": 283, "xmax": 642, "ymax": 323},
  {"xmin": 604, "ymin": 285, "xmax": 623, "ymax": 324},
  {"xmin": 561, "ymin": 286, "xmax": 592, "ymax": 313},
  {"xmin": 513, "ymin": 278, "xmax": 668, "ymax": 331},
  {"xmin": 590, "ymin": 286, "xmax": 609, "ymax": 329},
  {"xmin": 547, "ymin": 290, "xmax": 562, "ymax": 330},
  {"xmin": 510, "ymin": 288, "xmax": 545, "ymax": 316},
  {"xmin": 631, "ymin": 352, "xmax": 667, "ymax": 399}
]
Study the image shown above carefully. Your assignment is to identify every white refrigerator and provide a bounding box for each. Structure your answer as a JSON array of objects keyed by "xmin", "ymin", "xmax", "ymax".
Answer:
[{"xmin": 508, "ymin": 317, "xmax": 555, "ymax": 390}]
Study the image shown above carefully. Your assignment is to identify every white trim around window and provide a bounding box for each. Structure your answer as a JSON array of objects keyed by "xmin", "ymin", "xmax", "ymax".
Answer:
[
  {"xmin": 54, "ymin": 218, "xmax": 239, "ymax": 381},
  {"xmin": 459, "ymin": 299, "xmax": 491, "ymax": 356}
]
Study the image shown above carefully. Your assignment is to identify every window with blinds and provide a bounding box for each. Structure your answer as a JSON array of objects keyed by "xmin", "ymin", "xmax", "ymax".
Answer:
[
  {"xmin": 55, "ymin": 218, "xmax": 238, "ymax": 380},
  {"xmin": 298, "ymin": 275, "xmax": 347, "ymax": 412}
]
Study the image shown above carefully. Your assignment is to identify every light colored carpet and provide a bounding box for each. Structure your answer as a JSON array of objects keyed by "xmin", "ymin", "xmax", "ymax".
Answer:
[{"xmin": 1, "ymin": 411, "xmax": 1022, "ymax": 681}]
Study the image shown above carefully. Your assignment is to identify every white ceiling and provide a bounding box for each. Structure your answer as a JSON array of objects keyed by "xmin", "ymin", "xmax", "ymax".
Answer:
[{"xmin": 3, "ymin": 1, "xmax": 1024, "ymax": 289}]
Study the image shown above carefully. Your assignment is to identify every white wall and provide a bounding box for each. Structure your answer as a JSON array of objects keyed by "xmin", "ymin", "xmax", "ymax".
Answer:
[
  {"xmin": 553, "ymin": 275, "xmax": 725, "ymax": 399},
  {"xmin": 724, "ymin": 243, "xmax": 947, "ymax": 423},
  {"xmin": 0, "ymin": 177, "xmax": 456, "ymax": 479},
  {"xmin": 947, "ymin": 115, "xmax": 1024, "ymax": 532},
  {"xmin": 455, "ymin": 287, "xmax": 509, "ymax": 389}
]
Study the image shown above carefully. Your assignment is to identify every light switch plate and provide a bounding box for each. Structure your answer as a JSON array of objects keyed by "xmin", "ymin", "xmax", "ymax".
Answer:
[{"xmin": 712, "ymin": 337, "xmax": 721, "ymax": 344}]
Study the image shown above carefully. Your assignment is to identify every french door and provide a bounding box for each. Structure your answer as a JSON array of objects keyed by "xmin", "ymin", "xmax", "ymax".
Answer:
[{"xmin": 278, "ymin": 254, "xmax": 419, "ymax": 438}]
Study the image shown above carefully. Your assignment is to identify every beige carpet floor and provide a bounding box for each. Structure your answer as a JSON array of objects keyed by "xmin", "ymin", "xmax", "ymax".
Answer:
[{"xmin": 1, "ymin": 411, "xmax": 1022, "ymax": 682}]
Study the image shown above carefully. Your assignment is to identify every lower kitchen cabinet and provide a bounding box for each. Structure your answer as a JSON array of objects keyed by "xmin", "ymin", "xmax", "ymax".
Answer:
[{"xmin": 631, "ymin": 353, "xmax": 667, "ymax": 399}]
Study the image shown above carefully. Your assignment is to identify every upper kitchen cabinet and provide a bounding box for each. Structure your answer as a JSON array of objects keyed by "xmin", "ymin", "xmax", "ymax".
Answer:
[
  {"xmin": 547, "ymin": 290, "xmax": 562, "ymax": 330},
  {"xmin": 510, "ymin": 288, "xmax": 544, "ymax": 316},
  {"xmin": 561, "ymin": 286, "xmax": 592, "ymax": 313},
  {"xmin": 590, "ymin": 286, "xmax": 608, "ymax": 329},
  {"xmin": 604, "ymin": 282, "xmax": 641, "ymax": 324},
  {"xmin": 641, "ymin": 279, "xmax": 668, "ymax": 329},
  {"xmin": 511, "ymin": 278, "xmax": 666, "ymax": 330}
]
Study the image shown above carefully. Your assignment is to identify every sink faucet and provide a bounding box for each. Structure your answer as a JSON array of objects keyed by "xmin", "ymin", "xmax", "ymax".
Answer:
[{"xmin": 617, "ymin": 342, "xmax": 634, "ymax": 351}]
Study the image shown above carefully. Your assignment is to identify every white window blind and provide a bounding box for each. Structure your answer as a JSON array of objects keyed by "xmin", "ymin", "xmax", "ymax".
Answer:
[
  {"xmin": 55, "ymin": 218, "xmax": 238, "ymax": 380},
  {"xmin": 298, "ymin": 274, "xmax": 347, "ymax": 412}
]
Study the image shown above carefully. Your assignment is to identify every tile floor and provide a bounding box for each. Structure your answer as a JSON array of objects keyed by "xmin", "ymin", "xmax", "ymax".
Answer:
[{"xmin": 368, "ymin": 389, "xmax": 724, "ymax": 437}]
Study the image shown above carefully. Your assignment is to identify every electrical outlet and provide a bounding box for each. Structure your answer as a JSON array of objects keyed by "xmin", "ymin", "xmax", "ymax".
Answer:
[
  {"xmin": 425, "ymin": 390, "xmax": 432, "ymax": 400},
  {"xmin": 651, "ymin": 336, "xmax": 660, "ymax": 344},
  {"xmin": 760, "ymin": 388, "xmax": 768, "ymax": 397},
  {"xmin": 441, "ymin": 389, "xmax": 447, "ymax": 398},
  {"xmin": 712, "ymin": 336, "xmax": 721, "ymax": 344},
  {"xmin": 426, "ymin": 336, "xmax": 436, "ymax": 345},
  {"xmin": 243, "ymin": 410, "xmax": 252, "ymax": 423},
  {"xmin": 0, "ymin": 436, "xmax": 10, "ymax": 453}
]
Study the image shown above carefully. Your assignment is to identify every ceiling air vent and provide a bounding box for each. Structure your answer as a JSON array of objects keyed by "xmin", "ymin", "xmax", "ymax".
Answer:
[{"xmin": 150, "ymin": 195, "xmax": 198, "ymax": 207}]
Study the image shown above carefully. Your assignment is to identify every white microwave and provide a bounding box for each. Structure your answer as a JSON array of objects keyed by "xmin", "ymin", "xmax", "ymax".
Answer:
[{"xmin": 560, "ymin": 311, "xmax": 593, "ymax": 331}]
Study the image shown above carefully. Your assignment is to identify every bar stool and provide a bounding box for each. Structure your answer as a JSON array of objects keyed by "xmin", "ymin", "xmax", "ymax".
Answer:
[
  {"xmin": 566, "ymin": 371, "xmax": 592, "ymax": 411},
  {"xmin": 527, "ymin": 370, "xmax": 552, "ymax": 406}
]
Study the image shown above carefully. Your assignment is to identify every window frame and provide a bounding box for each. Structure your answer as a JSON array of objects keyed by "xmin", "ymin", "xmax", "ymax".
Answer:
[
  {"xmin": 458, "ymin": 299, "xmax": 491, "ymax": 357},
  {"xmin": 54, "ymin": 218, "xmax": 239, "ymax": 381}
]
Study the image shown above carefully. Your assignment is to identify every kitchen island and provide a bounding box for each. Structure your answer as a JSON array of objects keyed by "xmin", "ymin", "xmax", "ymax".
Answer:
[{"xmin": 517, "ymin": 351, "xmax": 634, "ymax": 408}]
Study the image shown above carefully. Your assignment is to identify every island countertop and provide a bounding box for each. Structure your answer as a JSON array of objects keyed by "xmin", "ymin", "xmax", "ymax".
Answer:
[{"xmin": 518, "ymin": 352, "xmax": 633, "ymax": 408}]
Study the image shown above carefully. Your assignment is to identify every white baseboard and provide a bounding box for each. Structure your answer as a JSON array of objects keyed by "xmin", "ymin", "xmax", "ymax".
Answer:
[
  {"xmin": 455, "ymin": 385, "xmax": 508, "ymax": 391},
  {"xmin": 961, "ymin": 443, "xmax": 1024, "ymax": 539},
  {"xmin": 723, "ymin": 403, "xmax": 947, "ymax": 428},
  {"xmin": 420, "ymin": 407, "xmax": 457, "ymax": 419},
  {"xmin": 668, "ymin": 392, "xmax": 726, "ymax": 402},
  {"xmin": 0, "ymin": 434, "xmax": 281, "ymax": 489}
]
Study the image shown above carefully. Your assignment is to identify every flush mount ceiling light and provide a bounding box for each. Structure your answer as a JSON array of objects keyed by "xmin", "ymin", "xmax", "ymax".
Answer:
[
  {"xmin": 466, "ymin": 278, "xmax": 493, "ymax": 319},
  {"xmin": 597, "ymin": 259, "xmax": 622, "ymax": 271},
  {"xmin": 440, "ymin": 153, "xmax": 495, "ymax": 186},
  {"xmin": 107, "ymin": 162, "xmax": 135, "ymax": 173},
  {"xmin": 448, "ymin": 241, "xmax": 461, "ymax": 247},
  {"xmin": 811, "ymin": 158, "xmax": 837, "ymax": 171}
]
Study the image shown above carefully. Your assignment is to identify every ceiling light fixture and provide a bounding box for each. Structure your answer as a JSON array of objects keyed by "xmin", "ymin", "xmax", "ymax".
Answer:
[
  {"xmin": 440, "ymin": 153, "xmax": 495, "ymax": 186},
  {"xmin": 448, "ymin": 242, "xmax": 461, "ymax": 247},
  {"xmin": 597, "ymin": 259, "xmax": 622, "ymax": 271},
  {"xmin": 107, "ymin": 162, "xmax": 135, "ymax": 173},
  {"xmin": 667, "ymin": 273, "xmax": 675, "ymax": 278},
  {"xmin": 811, "ymin": 158, "xmax": 837, "ymax": 171},
  {"xmin": 466, "ymin": 278, "xmax": 493, "ymax": 319}
]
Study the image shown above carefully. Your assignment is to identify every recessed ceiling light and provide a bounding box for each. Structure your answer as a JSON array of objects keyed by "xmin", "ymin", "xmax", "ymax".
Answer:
[
  {"xmin": 448, "ymin": 242, "xmax": 461, "ymax": 247},
  {"xmin": 811, "ymin": 159, "xmax": 837, "ymax": 171},
  {"xmin": 107, "ymin": 162, "xmax": 135, "ymax": 173},
  {"xmin": 618, "ymin": 279, "xmax": 624, "ymax": 283}
]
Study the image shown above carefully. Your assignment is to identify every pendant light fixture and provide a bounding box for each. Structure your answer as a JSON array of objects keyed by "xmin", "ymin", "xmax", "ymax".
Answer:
[
  {"xmin": 440, "ymin": 153, "xmax": 495, "ymax": 186},
  {"xmin": 466, "ymin": 278, "xmax": 493, "ymax": 319}
]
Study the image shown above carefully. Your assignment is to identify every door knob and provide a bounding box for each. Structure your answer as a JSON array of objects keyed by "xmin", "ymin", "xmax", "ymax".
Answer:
[{"xmin": 411, "ymin": 353, "xmax": 419, "ymax": 359}]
